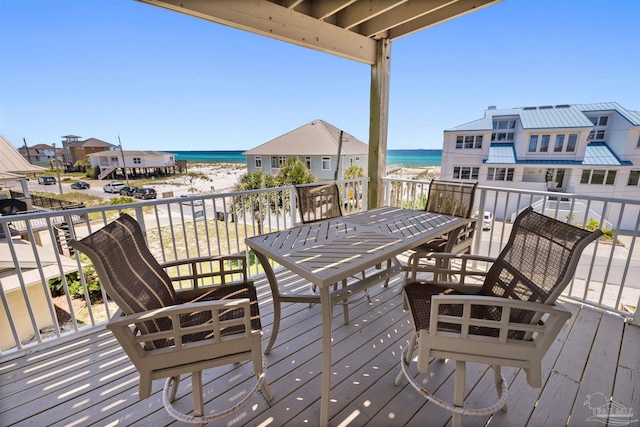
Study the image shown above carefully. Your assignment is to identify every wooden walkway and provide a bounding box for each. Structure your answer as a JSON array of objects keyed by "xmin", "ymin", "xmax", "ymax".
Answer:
[{"xmin": 1, "ymin": 269, "xmax": 638, "ymax": 427}]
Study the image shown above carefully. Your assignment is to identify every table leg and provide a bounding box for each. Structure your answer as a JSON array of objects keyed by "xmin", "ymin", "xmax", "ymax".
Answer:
[
  {"xmin": 320, "ymin": 285, "xmax": 332, "ymax": 427},
  {"xmin": 253, "ymin": 251, "xmax": 281, "ymax": 355}
]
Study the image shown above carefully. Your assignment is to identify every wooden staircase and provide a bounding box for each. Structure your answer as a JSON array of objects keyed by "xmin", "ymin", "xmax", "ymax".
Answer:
[{"xmin": 98, "ymin": 165, "xmax": 117, "ymax": 180}]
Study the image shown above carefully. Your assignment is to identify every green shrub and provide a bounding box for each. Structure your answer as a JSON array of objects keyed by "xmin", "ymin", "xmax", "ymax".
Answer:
[
  {"xmin": 48, "ymin": 255, "xmax": 102, "ymax": 300},
  {"xmin": 109, "ymin": 196, "xmax": 135, "ymax": 205}
]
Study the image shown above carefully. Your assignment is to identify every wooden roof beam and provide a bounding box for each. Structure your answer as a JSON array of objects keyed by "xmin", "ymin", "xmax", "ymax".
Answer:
[
  {"xmin": 388, "ymin": 0, "xmax": 501, "ymax": 40},
  {"xmin": 138, "ymin": 0, "xmax": 378, "ymax": 64}
]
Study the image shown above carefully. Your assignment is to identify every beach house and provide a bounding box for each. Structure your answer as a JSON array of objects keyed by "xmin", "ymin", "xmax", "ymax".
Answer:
[
  {"xmin": 440, "ymin": 102, "xmax": 640, "ymax": 228},
  {"xmin": 60, "ymin": 135, "xmax": 116, "ymax": 165},
  {"xmin": 243, "ymin": 119, "xmax": 369, "ymax": 181},
  {"xmin": 18, "ymin": 144, "xmax": 63, "ymax": 167},
  {"xmin": 86, "ymin": 150, "xmax": 177, "ymax": 180}
]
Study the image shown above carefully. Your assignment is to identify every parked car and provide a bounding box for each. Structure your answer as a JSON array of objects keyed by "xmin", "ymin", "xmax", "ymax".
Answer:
[
  {"xmin": 38, "ymin": 176, "xmax": 56, "ymax": 185},
  {"xmin": 103, "ymin": 182, "xmax": 125, "ymax": 193},
  {"xmin": 483, "ymin": 211, "xmax": 494, "ymax": 230},
  {"xmin": 70, "ymin": 181, "xmax": 90, "ymax": 190},
  {"xmin": 179, "ymin": 194, "xmax": 203, "ymax": 206},
  {"xmin": 119, "ymin": 186, "xmax": 139, "ymax": 196},
  {"xmin": 133, "ymin": 188, "xmax": 157, "ymax": 200}
]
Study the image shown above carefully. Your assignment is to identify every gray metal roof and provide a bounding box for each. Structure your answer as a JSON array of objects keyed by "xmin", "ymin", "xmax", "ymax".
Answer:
[
  {"xmin": 582, "ymin": 142, "xmax": 633, "ymax": 166},
  {"xmin": 574, "ymin": 102, "xmax": 640, "ymax": 126},
  {"xmin": 243, "ymin": 120, "xmax": 368, "ymax": 157},
  {"xmin": 483, "ymin": 142, "xmax": 632, "ymax": 166},
  {"xmin": 447, "ymin": 102, "xmax": 640, "ymax": 132},
  {"xmin": 484, "ymin": 143, "xmax": 515, "ymax": 164}
]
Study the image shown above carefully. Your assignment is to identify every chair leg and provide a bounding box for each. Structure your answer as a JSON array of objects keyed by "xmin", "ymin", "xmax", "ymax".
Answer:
[
  {"xmin": 167, "ymin": 375, "xmax": 181, "ymax": 402},
  {"xmin": 191, "ymin": 371, "xmax": 205, "ymax": 427},
  {"xmin": 452, "ymin": 360, "xmax": 466, "ymax": 427},
  {"xmin": 493, "ymin": 365, "xmax": 508, "ymax": 412},
  {"xmin": 341, "ymin": 279, "xmax": 350, "ymax": 324},
  {"xmin": 395, "ymin": 331, "xmax": 417, "ymax": 386},
  {"xmin": 252, "ymin": 350, "xmax": 273, "ymax": 402}
]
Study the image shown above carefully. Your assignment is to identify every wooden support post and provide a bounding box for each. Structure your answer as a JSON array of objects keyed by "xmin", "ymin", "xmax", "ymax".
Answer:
[{"xmin": 367, "ymin": 38, "xmax": 391, "ymax": 209}]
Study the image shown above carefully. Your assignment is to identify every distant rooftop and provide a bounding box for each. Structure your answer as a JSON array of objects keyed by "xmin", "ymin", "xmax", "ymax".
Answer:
[{"xmin": 447, "ymin": 102, "xmax": 640, "ymax": 132}]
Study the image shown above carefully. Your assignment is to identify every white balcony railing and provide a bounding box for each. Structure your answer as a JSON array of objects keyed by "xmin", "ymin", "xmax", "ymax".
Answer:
[{"xmin": 1, "ymin": 176, "xmax": 638, "ymax": 358}]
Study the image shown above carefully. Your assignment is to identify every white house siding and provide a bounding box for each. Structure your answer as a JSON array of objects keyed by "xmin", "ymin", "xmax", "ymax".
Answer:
[{"xmin": 441, "ymin": 103, "xmax": 640, "ymax": 230}]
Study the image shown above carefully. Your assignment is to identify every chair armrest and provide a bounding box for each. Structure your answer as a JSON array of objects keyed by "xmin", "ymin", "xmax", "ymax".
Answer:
[
  {"xmin": 159, "ymin": 254, "xmax": 249, "ymax": 290},
  {"xmin": 106, "ymin": 298, "xmax": 254, "ymax": 350},
  {"xmin": 429, "ymin": 295, "xmax": 571, "ymax": 346},
  {"xmin": 408, "ymin": 253, "xmax": 497, "ymax": 292}
]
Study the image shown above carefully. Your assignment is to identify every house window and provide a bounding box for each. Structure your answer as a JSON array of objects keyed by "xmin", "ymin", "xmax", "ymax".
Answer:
[
  {"xmin": 566, "ymin": 134, "xmax": 578, "ymax": 152},
  {"xmin": 355, "ymin": 156, "xmax": 360, "ymax": 161},
  {"xmin": 452, "ymin": 166, "xmax": 479, "ymax": 180},
  {"xmin": 554, "ymin": 135, "xmax": 565, "ymax": 152},
  {"xmin": 271, "ymin": 156, "xmax": 277, "ymax": 168},
  {"xmin": 588, "ymin": 130, "xmax": 606, "ymax": 141},
  {"xmin": 493, "ymin": 119, "xmax": 516, "ymax": 130},
  {"xmin": 589, "ymin": 116, "xmax": 609, "ymax": 126},
  {"xmin": 278, "ymin": 156, "xmax": 286, "ymax": 167},
  {"xmin": 637, "ymin": 136, "xmax": 640, "ymax": 148},
  {"xmin": 305, "ymin": 156, "xmax": 311, "ymax": 169},
  {"xmin": 456, "ymin": 135, "xmax": 483, "ymax": 149},
  {"xmin": 528, "ymin": 135, "xmax": 538, "ymax": 152},
  {"xmin": 255, "ymin": 156, "xmax": 262, "ymax": 168},
  {"xmin": 540, "ymin": 135, "xmax": 550, "ymax": 152},
  {"xmin": 133, "ymin": 157, "xmax": 141, "ymax": 164},
  {"xmin": 487, "ymin": 167, "xmax": 515, "ymax": 181},
  {"xmin": 322, "ymin": 157, "xmax": 331, "ymax": 170},
  {"xmin": 581, "ymin": 169, "xmax": 616, "ymax": 185},
  {"xmin": 628, "ymin": 170, "xmax": 640, "ymax": 186},
  {"xmin": 491, "ymin": 132, "xmax": 514, "ymax": 142}
]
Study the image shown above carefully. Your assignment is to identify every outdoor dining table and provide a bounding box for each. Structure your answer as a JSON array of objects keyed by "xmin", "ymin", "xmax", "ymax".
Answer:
[{"xmin": 245, "ymin": 206, "xmax": 466, "ymax": 426}]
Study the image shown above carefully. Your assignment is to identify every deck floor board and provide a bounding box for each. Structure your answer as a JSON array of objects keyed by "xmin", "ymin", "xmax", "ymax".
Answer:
[{"xmin": 1, "ymin": 269, "xmax": 636, "ymax": 427}]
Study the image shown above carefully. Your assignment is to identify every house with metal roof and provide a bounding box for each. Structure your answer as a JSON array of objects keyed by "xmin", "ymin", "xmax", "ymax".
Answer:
[
  {"xmin": 441, "ymin": 102, "xmax": 640, "ymax": 203},
  {"xmin": 243, "ymin": 119, "xmax": 368, "ymax": 181}
]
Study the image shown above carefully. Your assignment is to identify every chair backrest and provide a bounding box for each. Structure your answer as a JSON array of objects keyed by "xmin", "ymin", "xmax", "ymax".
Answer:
[
  {"xmin": 482, "ymin": 207, "xmax": 603, "ymax": 322},
  {"xmin": 296, "ymin": 182, "xmax": 343, "ymax": 224},
  {"xmin": 70, "ymin": 214, "xmax": 182, "ymax": 333},
  {"xmin": 425, "ymin": 180, "xmax": 477, "ymax": 218}
]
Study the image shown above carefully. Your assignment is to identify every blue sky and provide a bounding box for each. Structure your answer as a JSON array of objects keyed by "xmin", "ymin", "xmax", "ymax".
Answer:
[{"xmin": 1, "ymin": 0, "xmax": 638, "ymax": 152}]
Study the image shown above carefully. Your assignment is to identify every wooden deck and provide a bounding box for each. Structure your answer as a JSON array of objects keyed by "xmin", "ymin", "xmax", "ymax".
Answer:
[{"xmin": 1, "ymin": 269, "xmax": 638, "ymax": 427}]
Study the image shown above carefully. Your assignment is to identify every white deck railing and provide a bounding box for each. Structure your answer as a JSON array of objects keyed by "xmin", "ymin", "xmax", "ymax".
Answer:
[
  {"xmin": 1, "ymin": 176, "xmax": 638, "ymax": 357},
  {"xmin": 384, "ymin": 177, "xmax": 640, "ymax": 321}
]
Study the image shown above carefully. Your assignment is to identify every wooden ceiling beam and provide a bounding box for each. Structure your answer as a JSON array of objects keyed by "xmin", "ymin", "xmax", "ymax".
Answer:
[
  {"xmin": 138, "ymin": 0, "xmax": 378, "ymax": 64},
  {"xmin": 388, "ymin": 0, "xmax": 501, "ymax": 40}
]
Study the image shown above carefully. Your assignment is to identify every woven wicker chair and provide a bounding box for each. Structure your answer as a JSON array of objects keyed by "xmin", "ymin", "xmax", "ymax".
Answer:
[
  {"xmin": 405, "ymin": 180, "xmax": 478, "ymax": 280},
  {"xmin": 395, "ymin": 207, "xmax": 602, "ymax": 427},
  {"xmin": 70, "ymin": 214, "xmax": 271, "ymax": 426},
  {"xmin": 295, "ymin": 182, "xmax": 343, "ymax": 224}
]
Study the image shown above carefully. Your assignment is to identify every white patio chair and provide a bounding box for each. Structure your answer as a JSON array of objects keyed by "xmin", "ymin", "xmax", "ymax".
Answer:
[
  {"xmin": 70, "ymin": 213, "xmax": 271, "ymax": 426},
  {"xmin": 395, "ymin": 206, "xmax": 603, "ymax": 427}
]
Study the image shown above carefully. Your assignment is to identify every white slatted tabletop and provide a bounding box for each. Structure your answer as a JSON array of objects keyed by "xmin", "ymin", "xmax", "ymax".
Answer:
[{"xmin": 245, "ymin": 206, "xmax": 466, "ymax": 427}]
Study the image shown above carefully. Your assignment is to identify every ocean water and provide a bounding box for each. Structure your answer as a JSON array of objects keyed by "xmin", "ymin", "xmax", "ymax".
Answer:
[{"xmin": 173, "ymin": 149, "xmax": 442, "ymax": 167}]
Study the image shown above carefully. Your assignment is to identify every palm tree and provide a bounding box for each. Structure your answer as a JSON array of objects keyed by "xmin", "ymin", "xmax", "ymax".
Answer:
[
  {"xmin": 343, "ymin": 165, "xmax": 365, "ymax": 209},
  {"xmin": 232, "ymin": 170, "xmax": 278, "ymax": 235},
  {"xmin": 276, "ymin": 157, "xmax": 316, "ymax": 187}
]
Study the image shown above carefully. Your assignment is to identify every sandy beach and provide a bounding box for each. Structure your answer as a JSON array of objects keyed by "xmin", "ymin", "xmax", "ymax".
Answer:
[{"xmin": 151, "ymin": 163, "xmax": 442, "ymax": 197}]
